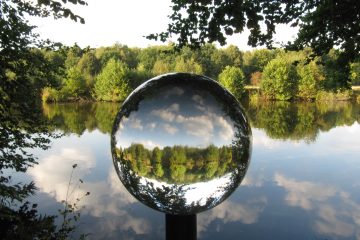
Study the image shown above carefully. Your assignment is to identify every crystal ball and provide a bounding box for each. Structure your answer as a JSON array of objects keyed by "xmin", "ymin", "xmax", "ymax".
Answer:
[{"xmin": 111, "ymin": 73, "xmax": 252, "ymax": 215}]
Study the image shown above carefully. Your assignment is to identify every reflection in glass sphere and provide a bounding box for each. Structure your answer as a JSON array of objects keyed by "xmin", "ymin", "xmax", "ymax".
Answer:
[{"xmin": 111, "ymin": 73, "xmax": 252, "ymax": 215}]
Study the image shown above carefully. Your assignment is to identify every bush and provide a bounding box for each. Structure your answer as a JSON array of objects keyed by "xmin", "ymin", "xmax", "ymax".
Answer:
[
  {"xmin": 218, "ymin": 66, "xmax": 245, "ymax": 98},
  {"xmin": 261, "ymin": 58, "xmax": 298, "ymax": 100},
  {"xmin": 316, "ymin": 90, "xmax": 353, "ymax": 101},
  {"xmin": 94, "ymin": 58, "xmax": 131, "ymax": 101},
  {"xmin": 296, "ymin": 61, "xmax": 325, "ymax": 100}
]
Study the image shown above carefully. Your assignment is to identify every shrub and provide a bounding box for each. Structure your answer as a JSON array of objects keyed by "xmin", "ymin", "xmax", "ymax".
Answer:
[
  {"xmin": 94, "ymin": 58, "xmax": 131, "ymax": 101},
  {"xmin": 316, "ymin": 90, "xmax": 353, "ymax": 101},
  {"xmin": 296, "ymin": 61, "xmax": 325, "ymax": 100},
  {"xmin": 261, "ymin": 58, "xmax": 298, "ymax": 100},
  {"xmin": 218, "ymin": 66, "xmax": 245, "ymax": 98}
]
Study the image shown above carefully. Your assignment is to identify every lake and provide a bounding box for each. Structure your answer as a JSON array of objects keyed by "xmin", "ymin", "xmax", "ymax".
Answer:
[{"xmin": 24, "ymin": 100, "xmax": 360, "ymax": 239}]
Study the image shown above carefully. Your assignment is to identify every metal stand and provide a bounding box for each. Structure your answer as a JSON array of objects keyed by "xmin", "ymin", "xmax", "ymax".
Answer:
[{"xmin": 165, "ymin": 214, "xmax": 197, "ymax": 240}]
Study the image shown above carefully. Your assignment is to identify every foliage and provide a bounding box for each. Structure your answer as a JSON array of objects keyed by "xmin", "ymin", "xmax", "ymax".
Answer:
[
  {"xmin": 37, "ymin": 44, "xmax": 359, "ymax": 102},
  {"xmin": 174, "ymin": 57, "xmax": 203, "ymax": 74},
  {"xmin": 148, "ymin": 0, "xmax": 360, "ymax": 67},
  {"xmin": 296, "ymin": 61, "xmax": 325, "ymax": 100},
  {"xmin": 322, "ymin": 49, "xmax": 351, "ymax": 89},
  {"xmin": 94, "ymin": 58, "xmax": 131, "ymax": 101},
  {"xmin": 243, "ymin": 49, "xmax": 277, "ymax": 79},
  {"xmin": 119, "ymin": 144, "xmax": 236, "ymax": 184},
  {"xmin": 218, "ymin": 66, "xmax": 245, "ymax": 98},
  {"xmin": 246, "ymin": 100, "xmax": 360, "ymax": 142},
  {"xmin": 350, "ymin": 62, "xmax": 360, "ymax": 85},
  {"xmin": 261, "ymin": 58, "xmax": 298, "ymax": 100},
  {"xmin": 0, "ymin": 0, "xmax": 88, "ymax": 238},
  {"xmin": 315, "ymin": 90, "xmax": 353, "ymax": 102},
  {"xmin": 152, "ymin": 59, "xmax": 173, "ymax": 76},
  {"xmin": 62, "ymin": 67, "xmax": 87, "ymax": 99}
]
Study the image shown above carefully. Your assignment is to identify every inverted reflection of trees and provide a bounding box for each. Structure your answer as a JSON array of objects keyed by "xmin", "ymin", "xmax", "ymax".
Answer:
[
  {"xmin": 116, "ymin": 144, "xmax": 243, "ymax": 184},
  {"xmin": 42, "ymin": 101, "xmax": 360, "ymax": 142}
]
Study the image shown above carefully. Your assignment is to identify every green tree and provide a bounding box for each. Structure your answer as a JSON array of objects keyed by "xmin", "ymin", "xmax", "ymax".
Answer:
[
  {"xmin": 296, "ymin": 61, "xmax": 325, "ymax": 100},
  {"xmin": 94, "ymin": 58, "xmax": 131, "ymax": 101},
  {"xmin": 1, "ymin": 0, "xmax": 87, "ymax": 238},
  {"xmin": 150, "ymin": 0, "xmax": 359, "ymax": 88},
  {"xmin": 152, "ymin": 59, "xmax": 173, "ymax": 75},
  {"xmin": 174, "ymin": 57, "xmax": 203, "ymax": 74},
  {"xmin": 350, "ymin": 61, "xmax": 360, "ymax": 86},
  {"xmin": 64, "ymin": 44, "xmax": 83, "ymax": 69},
  {"xmin": 218, "ymin": 66, "xmax": 245, "ymax": 98},
  {"xmin": 261, "ymin": 58, "xmax": 298, "ymax": 100},
  {"xmin": 77, "ymin": 51, "xmax": 100, "ymax": 89},
  {"xmin": 151, "ymin": 1, "xmax": 359, "ymax": 63},
  {"xmin": 62, "ymin": 67, "xmax": 87, "ymax": 99},
  {"xmin": 222, "ymin": 45, "xmax": 243, "ymax": 69}
]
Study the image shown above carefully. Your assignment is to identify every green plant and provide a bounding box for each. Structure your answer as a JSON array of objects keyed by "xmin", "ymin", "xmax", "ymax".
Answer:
[
  {"xmin": 218, "ymin": 66, "xmax": 245, "ymax": 98},
  {"xmin": 296, "ymin": 61, "xmax": 325, "ymax": 100},
  {"xmin": 315, "ymin": 90, "xmax": 353, "ymax": 101},
  {"xmin": 261, "ymin": 58, "xmax": 298, "ymax": 100}
]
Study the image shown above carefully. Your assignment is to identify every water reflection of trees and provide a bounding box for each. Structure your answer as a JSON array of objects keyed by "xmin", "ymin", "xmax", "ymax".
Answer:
[
  {"xmin": 245, "ymin": 101, "xmax": 360, "ymax": 142},
  {"xmin": 116, "ymin": 144, "xmax": 237, "ymax": 184},
  {"xmin": 42, "ymin": 102, "xmax": 119, "ymax": 135},
  {"xmin": 42, "ymin": 101, "xmax": 360, "ymax": 142}
]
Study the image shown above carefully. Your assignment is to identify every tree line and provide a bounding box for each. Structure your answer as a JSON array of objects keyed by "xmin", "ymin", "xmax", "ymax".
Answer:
[
  {"xmin": 38, "ymin": 44, "xmax": 360, "ymax": 103},
  {"xmin": 115, "ymin": 143, "xmax": 238, "ymax": 184}
]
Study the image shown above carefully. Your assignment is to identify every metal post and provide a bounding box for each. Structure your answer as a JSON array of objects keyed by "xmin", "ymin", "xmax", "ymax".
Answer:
[{"xmin": 165, "ymin": 214, "xmax": 197, "ymax": 240}]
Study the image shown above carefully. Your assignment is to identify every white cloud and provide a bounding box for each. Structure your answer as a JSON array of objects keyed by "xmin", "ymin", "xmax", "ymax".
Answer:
[
  {"xmin": 213, "ymin": 115, "xmax": 234, "ymax": 141},
  {"xmin": 274, "ymin": 173, "xmax": 336, "ymax": 210},
  {"xmin": 275, "ymin": 173, "xmax": 360, "ymax": 239},
  {"xmin": 79, "ymin": 168, "xmax": 152, "ymax": 235},
  {"xmin": 198, "ymin": 197, "xmax": 267, "ymax": 235},
  {"xmin": 151, "ymin": 109, "xmax": 176, "ymax": 122},
  {"xmin": 163, "ymin": 123, "xmax": 178, "ymax": 135},
  {"xmin": 164, "ymin": 87, "xmax": 185, "ymax": 97},
  {"xmin": 181, "ymin": 115, "xmax": 214, "ymax": 140},
  {"xmin": 146, "ymin": 122, "xmax": 157, "ymax": 130},
  {"xmin": 130, "ymin": 118, "xmax": 143, "ymax": 130},
  {"xmin": 315, "ymin": 205, "xmax": 355, "ymax": 237},
  {"xmin": 28, "ymin": 148, "xmax": 95, "ymax": 203}
]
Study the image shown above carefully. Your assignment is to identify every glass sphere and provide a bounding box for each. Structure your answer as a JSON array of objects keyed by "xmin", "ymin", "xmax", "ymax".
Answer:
[{"xmin": 111, "ymin": 73, "xmax": 252, "ymax": 215}]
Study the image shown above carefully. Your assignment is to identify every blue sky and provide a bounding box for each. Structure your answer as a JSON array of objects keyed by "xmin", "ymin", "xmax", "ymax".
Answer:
[{"xmin": 114, "ymin": 84, "xmax": 238, "ymax": 149}]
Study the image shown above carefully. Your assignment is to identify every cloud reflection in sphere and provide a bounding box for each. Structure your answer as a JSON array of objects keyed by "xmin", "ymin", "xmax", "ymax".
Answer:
[{"xmin": 111, "ymin": 73, "xmax": 252, "ymax": 215}]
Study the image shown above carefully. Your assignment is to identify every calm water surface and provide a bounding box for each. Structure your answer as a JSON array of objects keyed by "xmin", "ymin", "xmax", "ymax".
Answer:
[{"xmin": 25, "ymin": 101, "xmax": 360, "ymax": 239}]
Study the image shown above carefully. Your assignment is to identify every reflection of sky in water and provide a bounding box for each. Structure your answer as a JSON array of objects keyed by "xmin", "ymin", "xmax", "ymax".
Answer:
[
  {"xmin": 17, "ymin": 104, "xmax": 360, "ymax": 239},
  {"xmin": 115, "ymin": 86, "xmax": 235, "ymax": 149}
]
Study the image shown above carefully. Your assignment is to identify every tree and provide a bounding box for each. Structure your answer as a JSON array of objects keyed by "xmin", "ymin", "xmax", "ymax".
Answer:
[
  {"xmin": 94, "ymin": 58, "xmax": 130, "ymax": 101},
  {"xmin": 149, "ymin": 0, "xmax": 359, "ymax": 86},
  {"xmin": 350, "ymin": 61, "xmax": 360, "ymax": 86},
  {"xmin": 77, "ymin": 51, "xmax": 100, "ymax": 88},
  {"xmin": 1, "ymin": 0, "xmax": 87, "ymax": 237},
  {"xmin": 261, "ymin": 58, "xmax": 298, "ymax": 100},
  {"xmin": 218, "ymin": 66, "xmax": 245, "ymax": 98},
  {"xmin": 174, "ymin": 57, "xmax": 203, "ymax": 74},
  {"xmin": 152, "ymin": 59, "xmax": 173, "ymax": 75},
  {"xmin": 296, "ymin": 61, "xmax": 325, "ymax": 100},
  {"xmin": 62, "ymin": 67, "xmax": 87, "ymax": 99}
]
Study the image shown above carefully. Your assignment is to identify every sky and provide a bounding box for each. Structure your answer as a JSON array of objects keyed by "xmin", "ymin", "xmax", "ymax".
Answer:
[
  {"xmin": 114, "ymin": 83, "xmax": 240, "ymax": 149},
  {"xmin": 28, "ymin": 0, "xmax": 299, "ymax": 50}
]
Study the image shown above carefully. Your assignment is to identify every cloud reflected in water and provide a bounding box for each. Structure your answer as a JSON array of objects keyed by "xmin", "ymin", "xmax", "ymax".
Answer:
[{"xmin": 275, "ymin": 173, "xmax": 360, "ymax": 239}]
